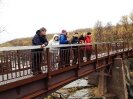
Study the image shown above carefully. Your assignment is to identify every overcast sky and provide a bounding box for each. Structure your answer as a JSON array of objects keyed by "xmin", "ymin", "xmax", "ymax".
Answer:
[{"xmin": 0, "ymin": 0, "xmax": 133, "ymax": 43}]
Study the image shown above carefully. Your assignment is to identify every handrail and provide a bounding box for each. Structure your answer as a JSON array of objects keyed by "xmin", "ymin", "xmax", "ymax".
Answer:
[
  {"xmin": 0, "ymin": 41, "xmax": 127, "ymax": 52},
  {"xmin": 0, "ymin": 40, "xmax": 132, "ymax": 88}
]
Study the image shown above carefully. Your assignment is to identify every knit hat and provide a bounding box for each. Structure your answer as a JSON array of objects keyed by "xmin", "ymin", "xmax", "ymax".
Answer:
[
  {"xmin": 61, "ymin": 29, "xmax": 67, "ymax": 33},
  {"xmin": 39, "ymin": 27, "xmax": 47, "ymax": 32}
]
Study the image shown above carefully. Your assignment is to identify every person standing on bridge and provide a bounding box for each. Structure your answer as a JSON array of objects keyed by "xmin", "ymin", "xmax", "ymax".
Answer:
[
  {"xmin": 59, "ymin": 30, "xmax": 70, "ymax": 68},
  {"xmin": 79, "ymin": 33, "xmax": 86, "ymax": 62},
  {"xmin": 49, "ymin": 34, "xmax": 59, "ymax": 70},
  {"xmin": 71, "ymin": 32, "xmax": 79, "ymax": 64},
  {"xmin": 85, "ymin": 32, "xmax": 92, "ymax": 61},
  {"xmin": 32, "ymin": 27, "xmax": 48, "ymax": 75}
]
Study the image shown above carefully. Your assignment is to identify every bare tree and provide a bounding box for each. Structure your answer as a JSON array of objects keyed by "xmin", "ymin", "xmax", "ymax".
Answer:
[
  {"xmin": 93, "ymin": 20, "xmax": 103, "ymax": 42},
  {"xmin": 114, "ymin": 23, "xmax": 121, "ymax": 40},
  {"xmin": 120, "ymin": 15, "xmax": 129, "ymax": 31},
  {"xmin": 104, "ymin": 22, "xmax": 113, "ymax": 42},
  {"xmin": 120, "ymin": 15, "xmax": 131, "ymax": 41},
  {"xmin": 129, "ymin": 11, "xmax": 133, "ymax": 23},
  {"xmin": 129, "ymin": 11, "xmax": 133, "ymax": 41},
  {"xmin": 0, "ymin": 26, "xmax": 5, "ymax": 33}
]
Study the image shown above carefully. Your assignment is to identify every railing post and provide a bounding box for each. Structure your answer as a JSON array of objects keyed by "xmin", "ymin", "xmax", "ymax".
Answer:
[
  {"xmin": 76, "ymin": 46, "xmax": 81, "ymax": 77},
  {"xmin": 77, "ymin": 46, "xmax": 81, "ymax": 67},
  {"xmin": 132, "ymin": 42, "xmax": 133, "ymax": 50},
  {"xmin": 46, "ymin": 48, "xmax": 51, "ymax": 78},
  {"xmin": 121, "ymin": 42, "xmax": 125, "ymax": 59},
  {"xmin": 95, "ymin": 44, "xmax": 98, "ymax": 70},
  {"xmin": 128, "ymin": 41, "xmax": 130, "ymax": 51},
  {"xmin": 46, "ymin": 48, "xmax": 51, "ymax": 90},
  {"xmin": 132, "ymin": 42, "xmax": 133, "ymax": 56},
  {"xmin": 127, "ymin": 41, "xmax": 129, "ymax": 51},
  {"xmin": 128, "ymin": 41, "xmax": 130, "ymax": 57},
  {"xmin": 115, "ymin": 42, "xmax": 118, "ymax": 53},
  {"xmin": 107, "ymin": 43, "xmax": 110, "ymax": 61},
  {"xmin": 126, "ymin": 41, "xmax": 128, "ymax": 50},
  {"xmin": 107, "ymin": 43, "xmax": 110, "ymax": 57},
  {"xmin": 17, "ymin": 50, "xmax": 21, "ymax": 77},
  {"xmin": 131, "ymin": 42, "xmax": 133, "ymax": 56},
  {"xmin": 70, "ymin": 46, "xmax": 73, "ymax": 62},
  {"xmin": 123, "ymin": 42, "xmax": 125, "ymax": 52},
  {"xmin": 106, "ymin": 43, "xmax": 112, "ymax": 75},
  {"xmin": 17, "ymin": 50, "xmax": 20, "ymax": 70}
]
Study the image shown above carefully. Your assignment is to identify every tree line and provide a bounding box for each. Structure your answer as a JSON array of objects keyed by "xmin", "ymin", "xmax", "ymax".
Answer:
[{"xmin": 93, "ymin": 10, "xmax": 133, "ymax": 42}]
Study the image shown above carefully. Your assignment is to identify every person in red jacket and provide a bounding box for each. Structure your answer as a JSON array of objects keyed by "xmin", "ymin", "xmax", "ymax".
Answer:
[{"xmin": 85, "ymin": 32, "xmax": 92, "ymax": 61}]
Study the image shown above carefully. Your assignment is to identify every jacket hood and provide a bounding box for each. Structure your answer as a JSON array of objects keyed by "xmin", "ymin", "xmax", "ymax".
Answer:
[
  {"xmin": 52, "ymin": 34, "xmax": 59, "ymax": 39},
  {"xmin": 49, "ymin": 34, "xmax": 59, "ymax": 43},
  {"xmin": 49, "ymin": 34, "xmax": 59, "ymax": 46},
  {"xmin": 36, "ymin": 30, "xmax": 40, "ymax": 35}
]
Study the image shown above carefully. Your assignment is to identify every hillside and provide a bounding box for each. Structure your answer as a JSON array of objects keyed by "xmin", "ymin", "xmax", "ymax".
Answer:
[{"xmin": 0, "ymin": 34, "xmax": 54, "ymax": 47}]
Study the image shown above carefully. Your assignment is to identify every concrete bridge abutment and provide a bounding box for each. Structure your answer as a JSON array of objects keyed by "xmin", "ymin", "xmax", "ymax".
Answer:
[{"xmin": 102, "ymin": 58, "xmax": 128, "ymax": 99}]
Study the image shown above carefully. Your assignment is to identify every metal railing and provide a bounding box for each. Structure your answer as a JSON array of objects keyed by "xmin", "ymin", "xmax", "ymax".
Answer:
[{"xmin": 0, "ymin": 41, "xmax": 133, "ymax": 85}]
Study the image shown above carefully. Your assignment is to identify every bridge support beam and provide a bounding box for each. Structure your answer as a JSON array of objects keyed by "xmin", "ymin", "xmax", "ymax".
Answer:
[
  {"xmin": 107, "ymin": 58, "xmax": 128, "ymax": 99},
  {"xmin": 87, "ymin": 73, "xmax": 98, "ymax": 85}
]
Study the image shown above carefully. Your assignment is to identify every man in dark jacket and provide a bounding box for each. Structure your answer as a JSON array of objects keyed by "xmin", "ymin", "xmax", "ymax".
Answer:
[
  {"xmin": 32, "ymin": 28, "xmax": 48, "ymax": 49},
  {"xmin": 59, "ymin": 30, "xmax": 70, "ymax": 68},
  {"xmin": 71, "ymin": 32, "xmax": 79, "ymax": 64},
  {"xmin": 32, "ymin": 27, "xmax": 48, "ymax": 75}
]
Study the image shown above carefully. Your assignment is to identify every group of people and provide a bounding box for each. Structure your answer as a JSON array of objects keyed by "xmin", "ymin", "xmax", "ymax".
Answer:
[{"xmin": 31, "ymin": 27, "xmax": 92, "ymax": 75}]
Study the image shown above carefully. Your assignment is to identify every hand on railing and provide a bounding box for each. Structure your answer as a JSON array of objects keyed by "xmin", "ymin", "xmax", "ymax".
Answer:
[{"xmin": 41, "ymin": 44, "xmax": 45, "ymax": 48}]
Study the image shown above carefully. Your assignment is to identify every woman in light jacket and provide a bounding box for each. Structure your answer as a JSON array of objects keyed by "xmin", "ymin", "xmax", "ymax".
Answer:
[{"xmin": 49, "ymin": 34, "xmax": 59, "ymax": 70}]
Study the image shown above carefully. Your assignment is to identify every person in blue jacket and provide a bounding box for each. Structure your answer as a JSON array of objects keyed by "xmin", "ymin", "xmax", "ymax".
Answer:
[
  {"xmin": 59, "ymin": 30, "xmax": 70, "ymax": 68},
  {"xmin": 59, "ymin": 30, "xmax": 69, "ymax": 44},
  {"xmin": 32, "ymin": 27, "xmax": 48, "ymax": 75}
]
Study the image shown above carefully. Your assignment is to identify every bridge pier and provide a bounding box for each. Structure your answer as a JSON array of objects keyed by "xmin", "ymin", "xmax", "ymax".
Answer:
[
  {"xmin": 87, "ymin": 73, "xmax": 99, "ymax": 85},
  {"xmin": 98, "ymin": 69, "xmax": 107, "ymax": 96},
  {"xmin": 106, "ymin": 58, "xmax": 128, "ymax": 99}
]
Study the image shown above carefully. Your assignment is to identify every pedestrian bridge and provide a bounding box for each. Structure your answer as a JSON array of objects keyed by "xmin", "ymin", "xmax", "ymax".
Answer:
[{"xmin": 0, "ymin": 42, "xmax": 133, "ymax": 99}]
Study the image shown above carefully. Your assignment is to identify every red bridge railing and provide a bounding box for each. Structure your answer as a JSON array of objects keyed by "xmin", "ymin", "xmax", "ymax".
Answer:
[{"xmin": 0, "ymin": 41, "xmax": 133, "ymax": 85}]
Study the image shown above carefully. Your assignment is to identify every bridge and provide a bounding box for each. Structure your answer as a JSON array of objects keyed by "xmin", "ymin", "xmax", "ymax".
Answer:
[{"xmin": 0, "ymin": 41, "xmax": 133, "ymax": 99}]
